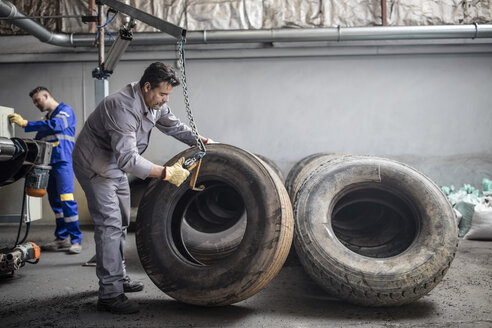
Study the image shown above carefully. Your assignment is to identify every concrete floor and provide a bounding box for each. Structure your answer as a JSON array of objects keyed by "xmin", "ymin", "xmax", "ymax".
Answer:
[{"xmin": 0, "ymin": 223, "xmax": 491, "ymax": 328}]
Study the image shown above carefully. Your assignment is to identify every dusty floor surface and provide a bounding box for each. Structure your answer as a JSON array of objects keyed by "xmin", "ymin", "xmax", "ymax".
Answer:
[{"xmin": 0, "ymin": 223, "xmax": 491, "ymax": 328}]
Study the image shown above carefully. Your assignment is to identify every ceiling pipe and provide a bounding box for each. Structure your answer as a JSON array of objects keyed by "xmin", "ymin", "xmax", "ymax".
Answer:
[
  {"xmin": 133, "ymin": 24, "xmax": 492, "ymax": 45},
  {"xmin": 1, "ymin": 0, "xmax": 492, "ymax": 48},
  {"xmin": 0, "ymin": 0, "xmax": 75, "ymax": 46}
]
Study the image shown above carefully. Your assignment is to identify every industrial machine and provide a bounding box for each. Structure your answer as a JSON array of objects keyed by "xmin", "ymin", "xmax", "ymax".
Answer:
[{"xmin": 0, "ymin": 136, "xmax": 52, "ymax": 276}]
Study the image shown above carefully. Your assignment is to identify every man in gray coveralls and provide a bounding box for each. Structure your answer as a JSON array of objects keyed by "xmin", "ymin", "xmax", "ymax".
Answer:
[{"xmin": 73, "ymin": 62, "xmax": 212, "ymax": 314}]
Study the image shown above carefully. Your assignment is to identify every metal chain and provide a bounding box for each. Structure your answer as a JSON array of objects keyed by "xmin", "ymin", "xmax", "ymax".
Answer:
[{"xmin": 177, "ymin": 37, "xmax": 206, "ymax": 153}]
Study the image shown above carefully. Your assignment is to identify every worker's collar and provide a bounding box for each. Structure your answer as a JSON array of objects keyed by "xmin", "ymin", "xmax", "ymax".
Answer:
[{"xmin": 46, "ymin": 102, "xmax": 63, "ymax": 119}]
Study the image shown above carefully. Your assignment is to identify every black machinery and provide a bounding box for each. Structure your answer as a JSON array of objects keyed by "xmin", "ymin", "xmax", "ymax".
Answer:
[{"xmin": 0, "ymin": 136, "xmax": 52, "ymax": 276}]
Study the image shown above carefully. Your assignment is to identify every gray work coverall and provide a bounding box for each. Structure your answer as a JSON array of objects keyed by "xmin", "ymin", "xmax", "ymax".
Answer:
[{"xmin": 73, "ymin": 82, "xmax": 195, "ymax": 299}]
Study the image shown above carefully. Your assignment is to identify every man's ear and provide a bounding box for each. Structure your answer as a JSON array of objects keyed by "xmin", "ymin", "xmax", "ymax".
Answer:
[{"xmin": 144, "ymin": 82, "xmax": 151, "ymax": 93}]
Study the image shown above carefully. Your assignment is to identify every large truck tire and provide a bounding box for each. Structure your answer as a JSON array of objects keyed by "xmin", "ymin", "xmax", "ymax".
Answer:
[
  {"xmin": 293, "ymin": 155, "xmax": 458, "ymax": 306},
  {"xmin": 135, "ymin": 144, "xmax": 293, "ymax": 306}
]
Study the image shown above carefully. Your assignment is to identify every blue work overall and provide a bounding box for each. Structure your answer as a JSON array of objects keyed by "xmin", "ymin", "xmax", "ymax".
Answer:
[{"xmin": 25, "ymin": 103, "xmax": 82, "ymax": 243}]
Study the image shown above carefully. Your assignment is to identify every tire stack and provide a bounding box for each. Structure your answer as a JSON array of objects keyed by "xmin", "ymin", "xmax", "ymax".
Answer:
[
  {"xmin": 136, "ymin": 144, "xmax": 293, "ymax": 306},
  {"xmin": 287, "ymin": 153, "xmax": 459, "ymax": 306},
  {"xmin": 135, "ymin": 144, "xmax": 459, "ymax": 307}
]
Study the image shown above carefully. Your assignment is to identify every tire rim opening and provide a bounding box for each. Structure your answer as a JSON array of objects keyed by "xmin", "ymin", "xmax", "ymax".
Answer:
[
  {"xmin": 172, "ymin": 181, "xmax": 247, "ymax": 265},
  {"xmin": 331, "ymin": 186, "xmax": 419, "ymax": 258}
]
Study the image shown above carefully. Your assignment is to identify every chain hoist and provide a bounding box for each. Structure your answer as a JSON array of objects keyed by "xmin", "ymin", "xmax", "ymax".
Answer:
[
  {"xmin": 177, "ymin": 37, "xmax": 206, "ymax": 191},
  {"xmin": 177, "ymin": 37, "xmax": 206, "ymax": 153}
]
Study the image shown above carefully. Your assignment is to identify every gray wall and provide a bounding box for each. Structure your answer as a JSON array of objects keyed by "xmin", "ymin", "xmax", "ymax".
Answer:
[{"xmin": 1, "ymin": 37, "xmax": 491, "ymax": 223}]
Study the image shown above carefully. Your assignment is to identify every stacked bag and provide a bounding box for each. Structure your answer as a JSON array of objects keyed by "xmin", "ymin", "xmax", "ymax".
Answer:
[{"xmin": 442, "ymin": 178, "xmax": 492, "ymax": 240}]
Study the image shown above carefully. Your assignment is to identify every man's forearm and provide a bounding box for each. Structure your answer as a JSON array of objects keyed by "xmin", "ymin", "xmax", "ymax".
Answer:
[{"xmin": 148, "ymin": 165, "xmax": 165, "ymax": 178}]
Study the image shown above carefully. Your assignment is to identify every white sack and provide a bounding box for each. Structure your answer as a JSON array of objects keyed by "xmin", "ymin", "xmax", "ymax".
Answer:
[{"xmin": 464, "ymin": 197, "xmax": 492, "ymax": 240}]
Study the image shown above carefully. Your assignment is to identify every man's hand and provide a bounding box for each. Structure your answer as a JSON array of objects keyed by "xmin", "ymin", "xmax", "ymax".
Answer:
[
  {"xmin": 8, "ymin": 113, "xmax": 28, "ymax": 128},
  {"xmin": 163, "ymin": 157, "xmax": 190, "ymax": 187},
  {"xmin": 205, "ymin": 138, "xmax": 217, "ymax": 144}
]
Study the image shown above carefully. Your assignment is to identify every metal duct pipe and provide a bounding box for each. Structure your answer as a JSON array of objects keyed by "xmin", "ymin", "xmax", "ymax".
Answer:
[
  {"xmin": 132, "ymin": 24, "xmax": 492, "ymax": 45},
  {"xmin": 0, "ymin": 0, "xmax": 75, "ymax": 46},
  {"xmin": 2, "ymin": 0, "xmax": 492, "ymax": 48}
]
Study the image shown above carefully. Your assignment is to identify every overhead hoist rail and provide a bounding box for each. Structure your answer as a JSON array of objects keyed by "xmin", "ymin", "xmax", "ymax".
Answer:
[{"xmin": 96, "ymin": 0, "xmax": 185, "ymax": 39}]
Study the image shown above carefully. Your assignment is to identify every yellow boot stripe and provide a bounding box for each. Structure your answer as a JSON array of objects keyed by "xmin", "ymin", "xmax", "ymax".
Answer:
[{"xmin": 60, "ymin": 193, "xmax": 74, "ymax": 201}]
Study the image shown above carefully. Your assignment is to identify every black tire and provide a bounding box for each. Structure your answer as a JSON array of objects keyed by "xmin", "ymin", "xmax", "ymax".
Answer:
[
  {"xmin": 136, "ymin": 144, "xmax": 293, "ymax": 306},
  {"xmin": 293, "ymin": 155, "xmax": 458, "ymax": 306}
]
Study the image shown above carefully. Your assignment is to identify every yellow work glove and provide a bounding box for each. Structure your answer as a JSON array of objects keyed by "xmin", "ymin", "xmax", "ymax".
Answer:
[
  {"xmin": 8, "ymin": 113, "xmax": 28, "ymax": 128},
  {"xmin": 162, "ymin": 157, "xmax": 190, "ymax": 187}
]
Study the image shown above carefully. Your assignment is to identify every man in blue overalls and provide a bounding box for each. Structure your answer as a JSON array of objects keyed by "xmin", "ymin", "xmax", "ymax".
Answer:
[{"xmin": 8, "ymin": 86, "xmax": 83, "ymax": 254}]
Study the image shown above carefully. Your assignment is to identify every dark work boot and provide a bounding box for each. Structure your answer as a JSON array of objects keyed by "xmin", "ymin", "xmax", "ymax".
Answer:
[
  {"xmin": 97, "ymin": 294, "xmax": 139, "ymax": 314},
  {"xmin": 123, "ymin": 276, "xmax": 144, "ymax": 293},
  {"xmin": 41, "ymin": 238, "xmax": 71, "ymax": 251}
]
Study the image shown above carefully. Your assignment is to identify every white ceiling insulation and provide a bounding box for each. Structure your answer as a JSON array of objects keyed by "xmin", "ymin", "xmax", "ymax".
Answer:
[{"xmin": 1, "ymin": 0, "xmax": 491, "ymax": 35}]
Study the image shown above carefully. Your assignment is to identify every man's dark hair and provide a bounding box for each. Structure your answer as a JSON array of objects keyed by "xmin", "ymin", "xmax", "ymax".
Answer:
[
  {"xmin": 139, "ymin": 62, "xmax": 180, "ymax": 89},
  {"xmin": 29, "ymin": 86, "xmax": 50, "ymax": 98}
]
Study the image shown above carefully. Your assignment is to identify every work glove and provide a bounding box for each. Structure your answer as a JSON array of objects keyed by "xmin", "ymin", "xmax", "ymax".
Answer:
[
  {"xmin": 162, "ymin": 157, "xmax": 190, "ymax": 187},
  {"xmin": 8, "ymin": 113, "xmax": 28, "ymax": 128}
]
